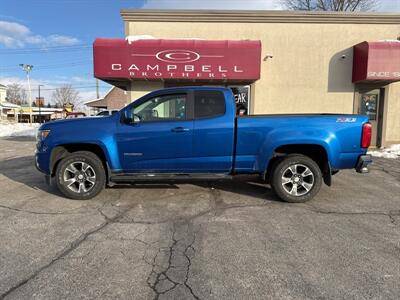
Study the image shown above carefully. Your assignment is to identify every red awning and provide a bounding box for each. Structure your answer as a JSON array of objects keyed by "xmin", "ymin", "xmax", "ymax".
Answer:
[
  {"xmin": 353, "ymin": 41, "xmax": 400, "ymax": 83},
  {"xmin": 93, "ymin": 38, "xmax": 261, "ymax": 83}
]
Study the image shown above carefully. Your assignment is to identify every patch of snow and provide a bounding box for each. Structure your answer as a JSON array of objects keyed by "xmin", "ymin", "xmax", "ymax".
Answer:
[
  {"xmin": 125, "ymin": 35, "xmax": 205, "ymax": 44},
  {"xmin": 0, "ymin": 123, "xmax": 40, "ymax": 138},
  {"xmin": 125, "ymin": 35, "xmax": 154, "ymax": 44},
  {"xmin": 369, "ymin": 144, "xmax": 400, "ymax": 159},
  {"xmin": 378, "ymin": 39, "xmax": 400, "ymax": 43}
]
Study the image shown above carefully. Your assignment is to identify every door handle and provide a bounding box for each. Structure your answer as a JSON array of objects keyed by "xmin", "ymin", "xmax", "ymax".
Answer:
[{"xmin": 171, "ymin": 127, "xmax": 189, "ymax": 133}]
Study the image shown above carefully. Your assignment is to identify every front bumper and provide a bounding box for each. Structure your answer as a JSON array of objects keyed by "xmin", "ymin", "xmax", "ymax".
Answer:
[
  {"xmin": 35, "ymin": 151, "xmax": 50, "ymax": 175},
  {"xmin": 35, "ymin": 152, "xmax": 53, "ymax": 186},
  {"xmin": 355, "ymin": 154, "xmax": 372, "ymax": 173}
]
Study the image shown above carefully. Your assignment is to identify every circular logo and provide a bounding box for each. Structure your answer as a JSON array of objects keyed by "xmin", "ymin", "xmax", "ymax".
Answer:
[{"xmin": 156, "ymin": 50, "xmax": 200, "ymax": 63}]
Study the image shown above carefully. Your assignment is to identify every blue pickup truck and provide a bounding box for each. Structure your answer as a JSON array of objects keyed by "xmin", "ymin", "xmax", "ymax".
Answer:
[{"xmin": 35, "ymin": 87, "xmax": 372, "ymax": 202}]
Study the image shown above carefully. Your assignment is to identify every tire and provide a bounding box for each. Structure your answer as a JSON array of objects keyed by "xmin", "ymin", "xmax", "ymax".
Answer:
[
  {"xmin": 271, "ymin": 154, "xmax": 322, "ymax": 203},
  {"xmin": 55, "ymin": 151, "xmax": 106, "ymax": 200}
]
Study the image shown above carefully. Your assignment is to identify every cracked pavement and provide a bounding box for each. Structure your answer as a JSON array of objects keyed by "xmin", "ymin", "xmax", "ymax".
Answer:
[{"xmin": 0, "ymin": 137, "xmax": 399, "ymax": 299}]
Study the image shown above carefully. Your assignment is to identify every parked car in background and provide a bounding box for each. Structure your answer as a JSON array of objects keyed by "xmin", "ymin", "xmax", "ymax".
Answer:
[
  {"xmin": 96, "ymin": 110, "xmax": 119, "ymax": 117},
  {"xmin": 35, "ymin": 87, "xmax": 372, "ymax": 202},
  {"xmin": 65, "ymin": 112, "xmax": 86, "ymax": 119}
]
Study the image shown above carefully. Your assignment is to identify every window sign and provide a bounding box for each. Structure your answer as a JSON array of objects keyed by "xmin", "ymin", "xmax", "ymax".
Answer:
[
  {"xmin": 359, "ymin": 93, "xmax": 378, "ymax": 121},
  {"xmin": 230, "ymin": 85, "xmax": 250, "ymax": 116}
]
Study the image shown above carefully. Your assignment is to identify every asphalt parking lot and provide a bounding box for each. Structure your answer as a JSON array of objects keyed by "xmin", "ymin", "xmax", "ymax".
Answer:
[{"xmin": 0, "ymin": 138, "xmax": 399, "ymax": 299}]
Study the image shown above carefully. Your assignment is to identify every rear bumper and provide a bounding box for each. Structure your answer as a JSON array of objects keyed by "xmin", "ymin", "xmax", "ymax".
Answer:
[{"xmin": 355, "ymin": 154, "xmax": 372, "ymax": 173}]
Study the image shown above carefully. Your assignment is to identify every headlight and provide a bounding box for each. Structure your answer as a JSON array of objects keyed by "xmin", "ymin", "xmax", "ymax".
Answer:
[{"xmin": 37, "ymin": 130, "xmax": 50, "ymax": 141}]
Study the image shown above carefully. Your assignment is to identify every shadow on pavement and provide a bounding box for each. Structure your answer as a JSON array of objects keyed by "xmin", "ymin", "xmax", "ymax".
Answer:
[
  {"xmin": 112, "ymin": 178, "xmax": 279, "ymax": 202},
  {"xmin": 0, "ymin": 136, "xmax": 36, "ymax": 142},
  {"xmin": 0, "ymin": 155, "xmax": 63, "ymax": 197},
  {"xmin": 111, "ymin": 183, "xmax": 180, "ymax": 189},
  {"xmin": 0, "ymin": 155, "xmax": 279, "ymax": 202},
  {"xmin": 194, "ymin": 180, "xmax": 281, "ymax": 202}
]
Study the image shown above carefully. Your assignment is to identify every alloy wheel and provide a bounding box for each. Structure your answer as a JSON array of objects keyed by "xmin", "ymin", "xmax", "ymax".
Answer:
[
  {"xmin": 63, "ymin": 161, "xmax": 96, "ymax": 194},
  {"xmin": 281, "ymin": 164, "xmax": 314, "ymax": 197}
]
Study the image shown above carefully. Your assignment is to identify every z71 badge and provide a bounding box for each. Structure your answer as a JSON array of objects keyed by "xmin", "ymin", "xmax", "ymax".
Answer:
[{"xmin": 336, "ymin": 117, "xmax": 357, "ymax": 123}]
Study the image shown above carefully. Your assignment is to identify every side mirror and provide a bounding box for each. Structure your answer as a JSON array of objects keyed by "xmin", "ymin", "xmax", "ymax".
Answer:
[
  {"xmin": 122, "ymin": 109, "xmax": 133, "ymax": 125},
  {"xmin": 122, "ymin": 109, "xmax": 141, "ymax": 125}
]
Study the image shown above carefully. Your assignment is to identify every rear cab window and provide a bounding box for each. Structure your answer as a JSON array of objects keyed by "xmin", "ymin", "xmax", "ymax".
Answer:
[{"xmin": 194, "ymin": 90, "xmax": 225, "ymax": 119}]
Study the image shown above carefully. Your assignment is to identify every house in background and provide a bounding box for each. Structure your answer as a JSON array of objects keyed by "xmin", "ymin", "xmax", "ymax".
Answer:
[
  {"xmin": 0, "ymin": 84, "xmax": 20, "ymax": 122},
  {"xmin": 16, "ymin": 97, "xmax": 63, "ymax": 123},
  {"xmin": 0, "ymin": 84, "xmax": 6, "ymax": 102},
  {"xmin": 84, "ymin": 87, "xmax": 128, "ymax": 115}
]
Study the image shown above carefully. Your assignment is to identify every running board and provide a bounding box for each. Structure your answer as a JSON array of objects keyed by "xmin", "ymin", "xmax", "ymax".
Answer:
[{"xmin": 110, "ymin": 173, "xmax": 232, "ymax": 183}]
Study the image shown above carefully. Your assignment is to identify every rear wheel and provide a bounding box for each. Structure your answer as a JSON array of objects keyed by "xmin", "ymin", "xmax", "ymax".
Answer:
[
  {"xmin": 271, "ymin": 154, "xmax": 322, "ymax": 203},
  {"xmin": 55, "ymin": 151, "xmax": 105, "ymax": 200}
]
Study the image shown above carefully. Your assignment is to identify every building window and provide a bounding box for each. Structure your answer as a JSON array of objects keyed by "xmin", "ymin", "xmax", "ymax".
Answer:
[
  {"xmin": 229, "ymin": 85, "xmax": 251, "ymax": 116},
  {"xmin": 359, "ymin": 92, "xmax": 379, "ymax": 121}
]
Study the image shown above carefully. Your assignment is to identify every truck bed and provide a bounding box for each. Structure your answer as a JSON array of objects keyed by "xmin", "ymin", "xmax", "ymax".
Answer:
[{"xmin": 234, "ymin": 114, "xmax": 369, "ymax": 173}]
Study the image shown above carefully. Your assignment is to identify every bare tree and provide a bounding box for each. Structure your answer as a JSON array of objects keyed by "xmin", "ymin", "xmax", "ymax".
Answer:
[
  {"xmin": 6, "ymin": 83, "xmax": 27, "ymax": 105},
  {"xmin": 281, "ymin": 0, "xmax": 378, "ymax": 11},
  {"xmin": 52, "ymin": 84, "xmax": 79, "ymax": 108}
]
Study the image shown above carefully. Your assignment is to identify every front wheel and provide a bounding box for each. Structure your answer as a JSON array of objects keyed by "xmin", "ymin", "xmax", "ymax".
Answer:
[
  {"xmin": 271, "ymin": 154, "xmax": 322, "ymax": 203},
  {"xmin": 55, "ymin": 151, "xmax": 106, "ymax": 200}
]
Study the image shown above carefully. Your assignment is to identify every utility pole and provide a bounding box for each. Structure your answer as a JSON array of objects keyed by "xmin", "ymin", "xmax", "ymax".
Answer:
[
  {"xmin": 38, "ymin": 84, "xmax": 43, "ymax": 124},
  {"xmin": 96, "ymin": 79, "xmax": 100, "ymax": 99},
  {"xmin": 19, "ymin": 64, "xmax": 33, "ymax": 124}
]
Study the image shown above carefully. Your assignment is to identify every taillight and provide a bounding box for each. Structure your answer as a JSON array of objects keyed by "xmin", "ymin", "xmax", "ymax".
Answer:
[{"xmin": 361, "ymin": 123, "xmax": 372, "ymax": 148}]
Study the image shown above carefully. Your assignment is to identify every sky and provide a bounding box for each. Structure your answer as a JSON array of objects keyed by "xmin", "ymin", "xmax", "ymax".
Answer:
[{"xmin": 0, "ymin": 0, "xmax": 399, "ymax": 105}]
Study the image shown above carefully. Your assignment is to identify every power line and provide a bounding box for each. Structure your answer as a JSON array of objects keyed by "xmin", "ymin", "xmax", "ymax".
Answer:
[
  {"xmin": 0, "ymin": 44, "xmax": 90, "ymax": 51},
  {"xmin": 0, "ymin": 45, "xmax": 91, "ymax": 55},
  {"xmin": 23, "ymin": 0, "xmax": 138, "ymax": 2},
  {"xmin": 30, "ymin": 85, "xmax": 110, "ymax": 91},
  {"xmin": 0, "ymin": 61, "xmax": 93, "ymax": 71},
  {"xmin": 0, "ymin": 59, "xmax": 90, "ymax": 68}
]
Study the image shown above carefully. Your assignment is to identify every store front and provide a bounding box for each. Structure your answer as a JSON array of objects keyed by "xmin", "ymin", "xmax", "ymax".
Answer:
[
  {"xmin": 93, "ymin": 9, "xmax": 400, "ymax": 147},
  {"xmin": 352, "ymin": 41, "xmax": 400, "ymax": 147}
]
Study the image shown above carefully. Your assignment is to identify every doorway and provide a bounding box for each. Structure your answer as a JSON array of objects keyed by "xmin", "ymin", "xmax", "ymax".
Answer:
[{"xmin": 354, "ymin": 87, "xmax": 385, "ymax": 148}]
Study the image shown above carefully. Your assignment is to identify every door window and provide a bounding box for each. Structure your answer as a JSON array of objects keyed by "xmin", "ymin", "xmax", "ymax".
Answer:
[
  {"xmin": 194, "ymin": 90, "xmax": 225, "ymax": 119},
  {"xmin": 359, "ymin": 92, "xmax": 379, "ymax": 121},
  {"xmin": 134, "ymin": 94, "xmax": 187, "ymax": 122}
]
